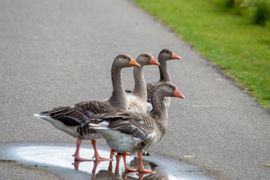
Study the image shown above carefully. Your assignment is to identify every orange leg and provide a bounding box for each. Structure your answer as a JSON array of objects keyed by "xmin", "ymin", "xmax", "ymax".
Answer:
[
  {"xmin": 123, "ymin": 152, "xmax": 136, "ymax": 172},
  {"xmin": 72, "ymin": 160, "xmax": 81, "ymax": 170},
  {"xmin": 72, "ymin": 139, "xmax": 90, "ymax": 161},
  {"xmin": 91, "ymin": 160, "xmax": 100, "ymax": 175},
  {"xmin": 91, "ymin": 140, "xmax": 111, "ymax": 162},
  {"xmin": 137, "ymin": 151, "xmax": 155, "ymax": 174},
  {"xmin": 115, "ymin": 153, "xmax": 121, "ymax": 174},
  {"xmin": 107, "ymin": 149, "xmax": 115, "ymax": 172}
]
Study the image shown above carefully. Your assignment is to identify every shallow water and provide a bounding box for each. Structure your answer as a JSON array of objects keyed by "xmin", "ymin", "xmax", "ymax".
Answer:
[{"xmin": 0, "ymin": 143, "xmax": 221, "ymax": 180}]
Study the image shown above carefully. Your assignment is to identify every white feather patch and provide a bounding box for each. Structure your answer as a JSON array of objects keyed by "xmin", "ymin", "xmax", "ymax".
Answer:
[
  {"xmin": 33, "ymin": 113, "xmax": 48, "ymax": 119},
  {"xmin": 89, "ymin": 123, "xmax": 108, "ymax": 130},
  {"xmin": 98, "ymin": 121, "xmax": 109, "ymax": 127}
]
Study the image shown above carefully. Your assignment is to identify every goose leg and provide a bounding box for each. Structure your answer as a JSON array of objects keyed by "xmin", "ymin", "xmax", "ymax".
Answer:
[
  {"xmin": 137, "ymin": 151, "xmax": 155, "ymax": 174},
  {"xmin": 115, "ymin": 153, "xmax": 121, "ymax": 174},
  {"xmin": 91, "ymin": 160, "xmax": 100, "ymax": 175},
  {"xmin": 108, "ymin": 149, "xmax": 115, "ymax": 172},
  {"xmin": 73, "ymin": 139, "xmax": 90, "ymax": 161},
  {"xmin": 123, "ymin": 152, "xmax": 136, "ymax": 172},
  {"xmin": 91, "ymin": 140, "xmax": 111, "ymax": 162},
  {"xmin": 72, "ymin": 160, "xmax": 81, "ymax": 170}
]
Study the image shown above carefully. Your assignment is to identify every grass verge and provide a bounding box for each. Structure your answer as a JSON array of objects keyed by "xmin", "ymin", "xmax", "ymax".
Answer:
[{"xmin": 135, "ymin": 0, "xmax": 270, "ymax": 110}]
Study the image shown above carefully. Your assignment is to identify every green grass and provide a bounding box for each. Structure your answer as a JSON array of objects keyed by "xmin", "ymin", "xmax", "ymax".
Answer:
[
  {"xmin": 217, "ymin": 0, "xmax": 270, "ymax": 26},
  {"xmin": 135, "ymin": 0, "xmax": 270, "ymax": 110}
]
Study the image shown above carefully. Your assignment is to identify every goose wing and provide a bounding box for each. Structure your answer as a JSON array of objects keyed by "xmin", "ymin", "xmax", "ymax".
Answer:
[
  {"xmin": 38, "ymin": 106, "xmax": 94, "ymax": 126},
  {"xmin": 75, "ymin": 100, "xmax": 113, "ymax": 114},
  {"xmin": 90, "ymin": 112, "xmax": 154, "ymax": 142}
]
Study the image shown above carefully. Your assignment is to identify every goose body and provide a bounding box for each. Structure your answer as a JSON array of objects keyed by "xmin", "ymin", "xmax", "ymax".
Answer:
[
  {"xmin": 87, "ymin": 112, "xmax": 159, "ymax": 153},
  {"xmin": 84, "ymin": 82, "xmax": 185, "ymax": 173},
  {"xmin": 34, "ymin": 54, "xmax": 140, "ymax": 161}
]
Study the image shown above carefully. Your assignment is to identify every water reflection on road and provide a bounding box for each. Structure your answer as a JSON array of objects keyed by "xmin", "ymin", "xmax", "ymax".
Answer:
[{"xmin": 0, "ymin": 143, "xmax": 220, "ymax": 179}]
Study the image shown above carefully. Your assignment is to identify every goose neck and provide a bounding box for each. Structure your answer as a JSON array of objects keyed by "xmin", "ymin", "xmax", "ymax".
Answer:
[
  {"xmin": 151, "ymin": 93, "xmax": 167, "ymax": 118},
  {"xmin": 151, "ymin": 91, "xmax": 168, "ymax": 135},
  {"xmin": 159, "ymin": 60, "xmax": 171, "ymax": 82},
  {"xmin": 109, "ymin": 66, "xmax": 127, "ymax": 110},
  {"xmin": 133, "ymin": 66, "xmax": 147, "ymax": 101}
]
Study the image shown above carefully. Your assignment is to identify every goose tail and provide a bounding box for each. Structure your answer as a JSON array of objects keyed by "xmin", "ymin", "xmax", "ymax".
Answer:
[{"xmin": 33, "ymin": 111, "xmax": 50, "ymax": 120}]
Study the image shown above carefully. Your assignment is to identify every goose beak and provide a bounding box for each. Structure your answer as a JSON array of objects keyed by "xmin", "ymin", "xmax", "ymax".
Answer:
[
  {"xmin": 149, "ymin": 57, "xmax": 160, "ymax": 66},
  {"xmin": 173, "ymin": 89, "xmax": 185, "ymax": 99},
  {"xmin": 170, "ymin": 52, "xmax": 181, "ymax": 60},
  {"xmin": 129, "ymin": 59, "xmax": 141, "ymax": 67}
]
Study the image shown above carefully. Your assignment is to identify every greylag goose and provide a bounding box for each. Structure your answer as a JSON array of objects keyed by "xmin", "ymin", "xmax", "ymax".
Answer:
[
  {"xmin": 81, "ymin": 82, "xmax": 185, "ymax": 173},
  {"xmin": 147, "ymin": 49, "xmax": 181, "ymax": 110},
  {"xmin": 126, "ymin": 53, "xmax": 159, "ymax": 113},
  {"xmin": 34, "ymin": 54, "xmax": 140, "ymax": 162}
]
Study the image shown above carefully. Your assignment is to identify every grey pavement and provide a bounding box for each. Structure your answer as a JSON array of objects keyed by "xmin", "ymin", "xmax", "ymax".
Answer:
[
  {"xmin": 0, "ymin": 0, "xmax": 269, "ymax": 179},
  {"xmin": 0, "ymin": 161, "xmax": 59, "ymax": 180}
]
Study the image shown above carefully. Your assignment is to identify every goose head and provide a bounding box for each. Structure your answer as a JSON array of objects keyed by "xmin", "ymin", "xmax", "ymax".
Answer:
[
  {"xmin": 158, "ymin": 48, "xmax": 181, "ymax": 62},
  {"xmin": 113, "ymin": 54, "xmax": 140, "ymax": 69},
  {"xmin": 136, "ymin": 53, "xmax": 160, "ymax": 67},
  {"xmin": 155, "ymin": 82, "xmax": 185, "ymax": 99}
]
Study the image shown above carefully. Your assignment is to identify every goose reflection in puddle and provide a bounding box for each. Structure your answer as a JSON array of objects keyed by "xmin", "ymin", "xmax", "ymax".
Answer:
[
  {"xmin": 73, "ymin": 155, "xmax": 168, "ymax": 180},
  {"xmin": 0, "ymin": 144, "xmax": 218, "ymax": 180}
]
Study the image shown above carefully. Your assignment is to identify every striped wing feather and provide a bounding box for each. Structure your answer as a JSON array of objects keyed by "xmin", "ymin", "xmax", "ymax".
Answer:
[
  {"xmin": 75, "ymin": 100, "xmax": 115, "ymax": 114},
  {"xmin": 44, "ymin": 106, "xmax": 92, "ymax": 126},
  {"xmin": 43, "ymin": 100, "xmax": 114, "ymax": 127},
  {"xmin": 94, "ymin": 112, "xmax": 155, "ymax": 142}
]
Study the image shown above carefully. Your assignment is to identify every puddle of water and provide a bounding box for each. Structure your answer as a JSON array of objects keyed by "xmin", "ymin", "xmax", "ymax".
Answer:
[{"xmin": 0, "ymin": 143, "xmax": 220, "ymax": 180}]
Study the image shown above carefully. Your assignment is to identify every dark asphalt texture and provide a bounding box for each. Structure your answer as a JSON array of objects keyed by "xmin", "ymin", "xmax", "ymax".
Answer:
[{"xmin": 0, "ymin": 0, "xmax": 269, "ymax": 179}]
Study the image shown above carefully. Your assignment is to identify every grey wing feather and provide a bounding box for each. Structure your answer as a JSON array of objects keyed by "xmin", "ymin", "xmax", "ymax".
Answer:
[
  {"xmin": 94, "ymin": 112, "xmax": 154, "ymax": 142},
  {"xmin": 40, "ymin": 100, "xmax": 111, "ymax": 127},
  {"xmin": 75, "ymin": 100, "xmax": 113, "ymax": 114},
  {"xmin": 41, "ymin": 106, "xmax": 92, "ymax": 126}
]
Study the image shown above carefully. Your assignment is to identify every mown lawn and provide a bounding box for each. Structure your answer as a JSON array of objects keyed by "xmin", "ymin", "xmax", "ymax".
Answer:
[{"xmin": 135, "ymin": 0, "xmax": 270, "ymax": 110}]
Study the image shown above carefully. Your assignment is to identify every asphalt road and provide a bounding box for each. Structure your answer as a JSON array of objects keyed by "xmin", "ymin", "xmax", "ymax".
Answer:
[{"xmin": 0, "ymin": 0, "xmax": 269, "ymax": 179}]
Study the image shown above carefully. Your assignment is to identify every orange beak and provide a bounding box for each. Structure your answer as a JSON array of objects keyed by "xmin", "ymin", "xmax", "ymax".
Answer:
[
  {"xmin": 170, "ymin": 52, "xmax": 181, "ymax": 60},
  {"xmin": 129, "ymin": 59, "xmax": 141, "ymax": 67},
  {"xmin": 173, "ymin": 89, "xmax": 185, "ymax": 99},
  {"xmin": 149, "ymin": 57, "xmax": 160, "ymax": 66}
]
